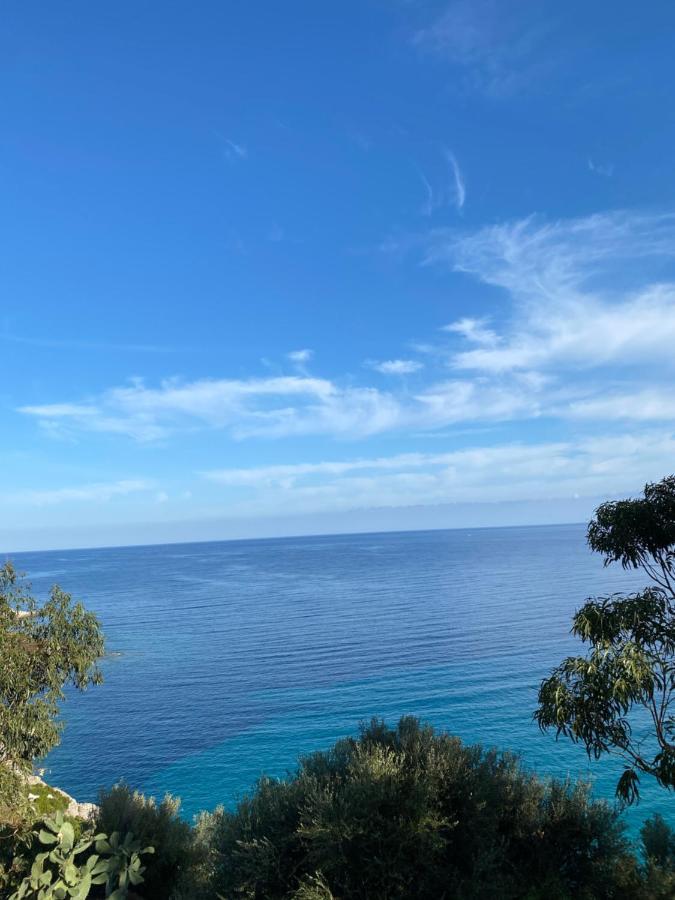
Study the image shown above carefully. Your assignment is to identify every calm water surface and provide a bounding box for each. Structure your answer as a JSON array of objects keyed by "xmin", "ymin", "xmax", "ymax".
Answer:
[{"xmin": 8, "ymin": 525, "xmax": 673, "ymax": 832}]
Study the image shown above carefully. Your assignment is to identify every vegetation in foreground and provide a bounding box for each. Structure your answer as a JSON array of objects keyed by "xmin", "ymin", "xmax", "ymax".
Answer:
[
  {"xmin": 2, "ymin": 719, "xmax": 674, "ymax": 899},
  {"xmin": 2, "ymin": 476, "xmax": 675, "ymax": 897},
  {"xmin": 183, "ymin": 716, "xmax": 675, "ymax": 899}
]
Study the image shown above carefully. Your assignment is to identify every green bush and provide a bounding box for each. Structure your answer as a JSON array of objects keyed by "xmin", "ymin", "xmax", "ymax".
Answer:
[
  {"xmin": 639, "ymin": 813, "xmax": 675, "ymax": 896},
  {"xmin": 642, "ymin": 813, "xmax": 675, "ymax": 869},
  {"xmin": 190, "ymin": 716, "xmax": 655, "ymax": 899},
  {"xmin": 4, "ymin": 720, "xmax": 674, "ymax": 898},
  {"xmin": 94, "ymin": 784, "xmax": 197, "ymax": 899},
  {"xmin": 5, "ymin": 811, "xmax": 153, "ymax": 899}
]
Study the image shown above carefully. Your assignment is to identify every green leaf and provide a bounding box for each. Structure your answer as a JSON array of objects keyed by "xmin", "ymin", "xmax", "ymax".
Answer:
[
  {"xmin": 74, "ymin": 838, "xmax": 93, "ymax": 855},
  {"xmin": 39, "ymin": 828, "xmax": 58, "ymax": 844},
  {"xmin": 31, "ymin": 858, "xmax": 45, "ymax": 880},
  {"xmin": 64, "ymin": 862, "xmax": 79, "ymax": 884},
  {"xmin": 69, "ymin": 871, "xmax": 92, "ymax": 899},
  {"xmin": 60, "ymin": 820, "xmax": 75, "ymax": 852}
]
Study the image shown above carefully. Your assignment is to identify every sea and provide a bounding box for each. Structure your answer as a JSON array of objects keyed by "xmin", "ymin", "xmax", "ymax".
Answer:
[{"xmin": 7, "ymin": 524, "xmax": 673, "ymax": 835}]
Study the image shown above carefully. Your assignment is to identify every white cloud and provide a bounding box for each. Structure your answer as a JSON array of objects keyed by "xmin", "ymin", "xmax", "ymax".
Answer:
[
  {"xmin": 19, "ymin": 370, "xmax": 551, "ymax": 442},
  {"xmin": 418, "ymin": 169, "xmax": 437, "ymax": 217},
  {"xmin": 287, "ymin": 348, "xmax": 314, "ymax": 364},
  {"xmin": 445, "ymin": 149, "xmax": 466, "ymax": 211},
  {"xmin": 452, "ymin": 285, "xmax": 675, "ymax": 373},
  {"xmin": 19, "ymin": 375, "xmax": 407, "ymax": 441},
  {"xmin": 415, "ymin": 378, "xmax": 543, "ymax": 425},
  {"xmin": 7, "ymin": 479, "xmax": 153, "ymax": 507},
  {"xmin": 443, "ymin": 317, "xmax": 499, "ymax": 346},
  {"xmin": 20, "ymin": 376, "xmax": 339, "ymax": 441},
  {"xmin": 234, "ymin": 386, "xmax": 405, "ymax": 439},
  {"xmin": 20, "ymin": 403, "xmax": 99, "ymax": 418},
  {"xmin": 426, "ymin": 211, "xmax": 675, "ymax": 372},
  {"xmin": 417, "ymin": 149, "xmax": 465, "ymax": 215},
  {"xmin": 204, "ymin": 456, "xmax": 429, "ymax": 487},
  {"xmin": 568, "ymin": 389, "xmax": 675, "ymax": 422},
  {"xmin": 370, "ymin": 359, "xmax": 423, "ymax": 375},
  {"xmin": 427, "ymin": 211, "xmax": 675, "ymax": 297},
  {"xmin": 19, "ymin": 211, "xmax": 675, "ymax": 447},
  {"xmin": 201, "ymin": 432, "xmax": 675, "ymax": 516}
]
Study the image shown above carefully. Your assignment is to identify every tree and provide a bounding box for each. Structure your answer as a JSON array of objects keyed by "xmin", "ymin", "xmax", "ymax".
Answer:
[
  {"xmin": 192, "ymin": 717, "xmax": 645, "ymax": 899},
  {"xmin": 642, "ymin": 813, "xmax": 675, "ymax": 870},
  {"xmin": 0, "ymin": 562, "xmax": 104, "ymax": 819},
  {"xmin": 535, "ymin": 476, "xmax": 675, "ymax": 804}
]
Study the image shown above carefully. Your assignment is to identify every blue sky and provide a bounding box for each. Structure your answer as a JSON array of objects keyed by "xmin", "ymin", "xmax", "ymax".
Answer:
[{"xmin": 3, "ymin": 0, "xmax": 675, "ymax": 550}]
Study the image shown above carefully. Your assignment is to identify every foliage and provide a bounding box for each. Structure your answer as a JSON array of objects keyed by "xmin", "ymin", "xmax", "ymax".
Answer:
[
  {"xmin": 0, "ymin": 784, "xmax": 85, "ymax": 893},
  {"xmin": 188, "ymin": 716, "xmax": 649, "ymax": 900},
  {"xmin": 24, "ymin": 784, "xmax": 70, "ymax": 820},
  {"xmin": 94, "ymin": 785, "xmax": 197, "ymax": 899},
  {"xmin": 0, "ymin": 563, "xmax": 104, "ymax": 820},
  {"xmin": 642, "ymin": 813, "xmax": 675, "ymax": 869},
  {"xmin": 7, "ymin": 811, "xmax": 153, "ymax": 900},
  {"xmin": 639, "ymin": 814, "xmax": 675, "ymax": 897},
  {"xmin": 2, "ymin": 560, "xmax": 672, "ymax": 898},
  {"xmin": 536, "ymin": 477, "xmax": 675, "ymax": 804}
]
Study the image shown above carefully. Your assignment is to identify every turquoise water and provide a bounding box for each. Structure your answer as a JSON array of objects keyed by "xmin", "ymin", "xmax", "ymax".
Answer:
[{"xmin": 9, "ymin": 525, "xmax": 673, "ymax": 833}]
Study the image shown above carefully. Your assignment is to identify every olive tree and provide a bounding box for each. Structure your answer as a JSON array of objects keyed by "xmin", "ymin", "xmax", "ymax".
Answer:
[
  {"xmin": 0, "ymin": 562, "xmax": 104, "ymax": 817},
  {"xmin": 535, "ymin": 476, "xmax": 675, "ymax": 803}
]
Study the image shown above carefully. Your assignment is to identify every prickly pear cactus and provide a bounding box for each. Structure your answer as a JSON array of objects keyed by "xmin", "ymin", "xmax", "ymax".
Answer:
[{"xmin": 9, "ymin": 811, "xmax": 154, "ymax": 900}]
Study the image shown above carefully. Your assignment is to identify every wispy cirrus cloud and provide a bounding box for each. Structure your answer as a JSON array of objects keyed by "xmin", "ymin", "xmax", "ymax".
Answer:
[
  {"xmin": 5, "ymin": 479, "xmax": 153, "ymax": 507},
  {"xmin": 568, "ymin": 389, "xmax": 675, "ymax": 422},
  {"xmin": 426, "ymin": 211, "xmax": 675, "ymax": 373},
  {"xmin": 417, "ymin": 148, "xmax": 466, "ymax": 215},
  {"xmin": 412, "ymin": 0, "xmax": 555, "ymax": 98},
  {"xmin": 446, "ymin": 149, "xmax": 466, "ymax": 210},
  {"xmin": 369, "ymin": 359, "xmax": 423, "ymax": 375},
  {"xmin": 442, "ymin": 317, "xmax": 499, "ymax": 347},
  {"xmin": 287, "ymin": 349, "xmax": 314, "ymax": 373},
  {"xmin": 418, "ymin": 169, "xmax": 437, "ymax": 217},
  {"xmin": 19, "ymin": 211, "xmax": 675, "ymax": 447},
  {"xmin": 588, "ymin": 158, "xmax": 614, "ymax": 178},
  {"xmin": 21, "ymin": 376, "xmax": 343, "ymax": 440},
  {"xmin": 201, "ymin": 432, "xmax": 675, "ymax": 516},
  {"xmin": 17, "ymin": 370, "xmax": 545, "ymax": 442},
  {"xmin": 223, "ymin": 138, "xmax": 247, "ymax": 162}
]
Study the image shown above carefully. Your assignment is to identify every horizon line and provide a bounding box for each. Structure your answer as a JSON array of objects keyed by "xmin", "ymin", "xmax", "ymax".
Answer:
[{"xmin": 1, "ymin": 519, "xmax": 588, "ymax": 558}]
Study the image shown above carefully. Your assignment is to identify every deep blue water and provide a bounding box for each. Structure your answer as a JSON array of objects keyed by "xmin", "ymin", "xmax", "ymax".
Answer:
[{"xmin": 7, "ymin": 525, "xmax": 673, "ymax": 834}]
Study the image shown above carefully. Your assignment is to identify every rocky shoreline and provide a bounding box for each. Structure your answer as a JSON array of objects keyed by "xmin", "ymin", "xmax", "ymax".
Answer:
[{"xmin": 25, "ymin": 773, "xmax": 98, "ymax": 821}]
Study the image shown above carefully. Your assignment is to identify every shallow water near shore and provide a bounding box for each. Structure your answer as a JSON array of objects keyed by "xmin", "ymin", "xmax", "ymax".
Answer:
[{"xmin": 9, "ymin": 525, "xmax": 673, "ymax": 833}]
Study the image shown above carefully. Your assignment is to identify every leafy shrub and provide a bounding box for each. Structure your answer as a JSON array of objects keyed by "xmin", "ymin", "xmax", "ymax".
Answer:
[
  {"xmin": 191, "ymin": 716, "xmax": 652, "ymax": 899},
  {"xmin": 7, "ymin": 811, "xmax": 153, "ymax": 899},
  {"xmin": 95, "ymin": 785, "xmax": 197, "ymax": 899},
  {"xmin": 642, "ymin": 813, "xmax": 675, "ymax": 869}
]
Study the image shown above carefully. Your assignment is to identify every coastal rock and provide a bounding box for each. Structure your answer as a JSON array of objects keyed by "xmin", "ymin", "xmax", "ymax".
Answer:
[{"xmin": 25, "ymin": 773, "xmax": 98, "ymax": 821}]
